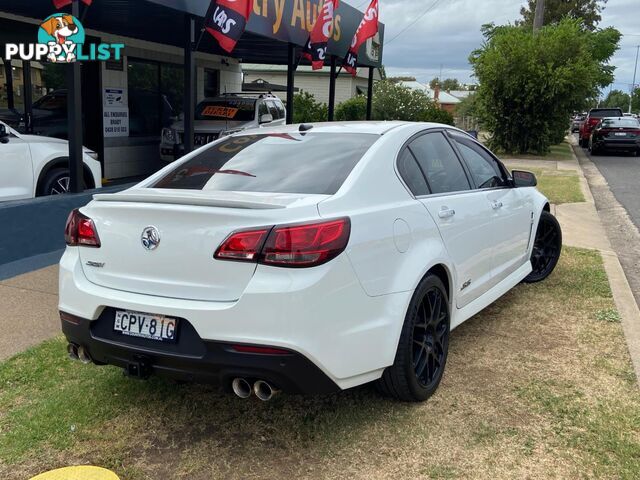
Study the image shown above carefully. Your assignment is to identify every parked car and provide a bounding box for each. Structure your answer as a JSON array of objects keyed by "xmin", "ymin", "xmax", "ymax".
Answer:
[
  {"xmin": 589, "ymin": 117, "xmax": 640, "ymax": 156},
  {"xmin": 579, "ymin": 107, "xmax": 624, "ymax": 147},
  {"xmin": 0, "ymin": 121, "xmax": 101, "ymax": 201},
  {"xmin": 60, "ymin": 121, "xmax": 561, "ymax": 402},
  {"xmin": 571, "ymin": 114, "xmax": 586, "ymax": 133},
  {"xmin": 160, "ymin": 93, "xmax": 286, "ymax": 162}
]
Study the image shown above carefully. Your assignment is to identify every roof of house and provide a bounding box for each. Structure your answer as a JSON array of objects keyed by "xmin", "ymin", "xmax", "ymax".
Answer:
[
  {"xmin": 400, "ymin": 81, "xmax": 461, "ymax": 105},
  {"xmin": 242, "ymin": 63, "xmax": 382, "ymax": 80},
  {"xmin": 448, "ymin": 90, "xmax": 473, "ymax": 100}
]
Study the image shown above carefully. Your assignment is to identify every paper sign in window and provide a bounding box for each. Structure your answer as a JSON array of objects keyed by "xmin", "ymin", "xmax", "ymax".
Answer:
[{"xmin": 201, "ymin": 106, "xmax": 239, "ymax": 118}]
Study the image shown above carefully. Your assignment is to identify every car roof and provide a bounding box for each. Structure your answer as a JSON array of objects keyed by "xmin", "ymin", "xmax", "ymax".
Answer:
[{"xmin": 233, "ymin": 121, "xmax": 450, "ymax": 136}]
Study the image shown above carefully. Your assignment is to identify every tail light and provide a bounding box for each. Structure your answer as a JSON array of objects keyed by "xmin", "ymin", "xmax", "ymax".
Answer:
[
  {"xmin": 214, "ymin": 217, "xmax": 350, "ymax": 268},
  {"xmin": 64, "ymin": 209, "xmax": 101, "ymax": 247}
]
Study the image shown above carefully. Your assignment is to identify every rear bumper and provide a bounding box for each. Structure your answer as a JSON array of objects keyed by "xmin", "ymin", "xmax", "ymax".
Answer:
[
  {"xmin": 61, "ymin": 310, "xmax": 340, "ymax": 393},
  {"xmin": 594, "ymin": 138, "xmax": 640, "ymax": 150},
  {"xmin": 59, "ymin": 247, "xmax": 411, "ymax": 391}
]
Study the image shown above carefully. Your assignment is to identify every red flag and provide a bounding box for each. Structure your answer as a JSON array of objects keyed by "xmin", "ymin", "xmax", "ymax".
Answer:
[
  {"xmin": 302, "ymin": 0, "xmax": 339, "ymax": 70},
  {"xmin": 53, "ymin": 0, "xmax": 92, "ymax": 8},
  {"xmin": 342, "ymin": 0, "xmax": 379, "ymax": 76},
  {"xmin": 204, "ymin": 0, "xmax": 252, "ymax": 53}
]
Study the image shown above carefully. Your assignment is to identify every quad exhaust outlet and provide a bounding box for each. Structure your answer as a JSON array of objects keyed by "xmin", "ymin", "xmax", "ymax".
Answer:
[
  {"xmin": 231, "ymin": 378, "xmax": 252, "ymax": 399},
  {"xmin": 253, "ymin": 380, "xmax": 279, "ymax": 402}
]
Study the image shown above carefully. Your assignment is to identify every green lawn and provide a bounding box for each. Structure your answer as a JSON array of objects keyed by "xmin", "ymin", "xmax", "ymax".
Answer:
[
  {"xmin": 1, "ymin": 248, "xmax": 638, "ymax": 479},
  {"xmin": 497, "ymin": 140, "xmax": 575, "ymax": 161},
  {"xmin": 531, "ymin": 168, "xmax": 585, "ymax": 204}
]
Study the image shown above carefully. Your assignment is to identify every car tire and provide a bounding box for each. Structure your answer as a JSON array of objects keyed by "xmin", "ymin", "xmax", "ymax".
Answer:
[
  {"xmin": 377, "ymin": 274, "xmax": 450, "ymax": 402},
  {"xmin": 39, "ymin": 168, "xmax": 85, "ymax": 196},
  {"xmin": 523, "ymin": 211, "xmax": 562, "ymax": 283},
  {"xmin": 581, "ymin": 138, "xmax": 589, "ymax": 148}
]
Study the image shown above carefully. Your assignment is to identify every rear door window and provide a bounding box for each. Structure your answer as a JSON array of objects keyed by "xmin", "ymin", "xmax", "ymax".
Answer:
[
  {"xmin": 151, "ymin": 133, "xmax": 378, "ymax": 195},
  {"xmin": 590, "ymin": 109, "xmax": 623, "ymax": 118},
  {"xmin": 408, "ymin": 132, "xmax": 471, "ymax": 194}
]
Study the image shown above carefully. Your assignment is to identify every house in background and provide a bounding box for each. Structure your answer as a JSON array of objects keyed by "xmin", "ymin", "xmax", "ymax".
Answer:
[
  {"xmin": 400, "ymin": 80, "xmax": 462, "ymax": 114},
  {"xmin": 242, "ymin": 64, "xmax": 382, "ymax": 105}
]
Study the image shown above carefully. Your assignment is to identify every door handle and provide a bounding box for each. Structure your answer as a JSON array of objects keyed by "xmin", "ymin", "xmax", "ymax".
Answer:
[
  {"xmin": 491, "ymin": 201, "xmax": 503, "ymax": 210},
  {"xmin": 438, "ymin": 207, "xmax": 456, "ymax": 219}
]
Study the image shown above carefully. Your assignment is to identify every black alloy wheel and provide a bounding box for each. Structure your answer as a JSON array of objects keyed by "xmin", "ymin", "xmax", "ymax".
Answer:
[
  {"xmin": 377, "ymin": 274, "xmax": 450, "ymax": 402},
  {"xmin": 411, "ymin": 286, "xmax": 449, "ymax": 389},
  {"xmin": 523, "ymin": 211, "xmax": 562, "ymax": 283}
]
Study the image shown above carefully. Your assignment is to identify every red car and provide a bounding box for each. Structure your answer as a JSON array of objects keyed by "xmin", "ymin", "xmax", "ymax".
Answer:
[{"xmin": 579, "ymin": 107, "xmax": 624, "ymax": 147}]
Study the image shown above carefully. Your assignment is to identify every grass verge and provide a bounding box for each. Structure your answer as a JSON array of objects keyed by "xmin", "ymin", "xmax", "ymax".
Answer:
[
  {"xmin": 0, "ymin": 248, "xmax": 638, "ymax": 479},
  {"xmin": 529, "ymin": 168, "xmax": 585, "ymax": 204},
  {"xmin": 499, "ymin": 140, "xmax": 575, "ymax": 161}
]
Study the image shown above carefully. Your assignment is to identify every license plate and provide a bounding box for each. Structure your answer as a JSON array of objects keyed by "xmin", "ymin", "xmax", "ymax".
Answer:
[
  {"xmin": 114, "ymin": 310, "xmax": 178, "ymax": 342},
  {"xmin": 614, "ymin": 132, "xmax": 627, "ymax": 136}
]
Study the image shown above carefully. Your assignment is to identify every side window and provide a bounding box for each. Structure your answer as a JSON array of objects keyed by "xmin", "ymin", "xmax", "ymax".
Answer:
[
  {"xmin": 276, "ymin": 101, "xmax": 286, "ymax": 119},
  {"xmin": 397, "ymin": 149, "xmax": 429, "ymax": 196},
  {"xmin": 258, "ymin": 102, "xmax": 269, "ymax": 118},
  {"xmin": 449, "ymin": 132, "xmax": 506, "ymax": 189},
  {"xmin": 266, "ymin": 100, "xmax": 280, "ymax": 119},
  {"xmin": 408, "ymin": 132, "xmax": 471, "ymax": 194}
]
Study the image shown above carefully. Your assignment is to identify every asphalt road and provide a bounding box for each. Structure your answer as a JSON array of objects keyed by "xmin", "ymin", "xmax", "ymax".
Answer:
[{"xmin": 584, "ymin": 146, "xmax": 640, "ymax": 230}]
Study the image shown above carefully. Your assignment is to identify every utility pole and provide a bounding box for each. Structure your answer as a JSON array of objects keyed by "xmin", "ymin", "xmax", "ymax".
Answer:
[
  {"xmin": 629, "ymin": 45, "xmax": 639, "ymax": 114},
  {"xmin": 533, "ymin": 0, "xmax": 545, "ymax": 32}
]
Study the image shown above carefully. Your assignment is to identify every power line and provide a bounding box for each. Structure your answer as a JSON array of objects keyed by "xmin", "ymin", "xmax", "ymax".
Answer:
[{"xmin": 384, "ymin": 0, "xmax": 444, "ymax": 45}]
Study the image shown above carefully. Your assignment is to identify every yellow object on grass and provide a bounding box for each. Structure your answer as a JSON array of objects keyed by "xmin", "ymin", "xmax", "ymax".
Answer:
[{"xmin": 30, "ymin": 466, "xmax": 120, "ymax": 480}]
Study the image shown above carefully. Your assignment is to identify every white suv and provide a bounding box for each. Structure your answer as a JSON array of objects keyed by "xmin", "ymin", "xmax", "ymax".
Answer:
[
  {"xmin": 0, "ymin": 121, "xmax": 101, "ymax": 201},
  {"xmin": 160, "ymin": 93, "xmax": 286, "ymax": 162}
]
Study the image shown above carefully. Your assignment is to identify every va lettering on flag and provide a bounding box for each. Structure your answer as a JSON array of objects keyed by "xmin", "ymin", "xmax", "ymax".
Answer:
[
  {"xmin": 204, "ymin": 0, "xmax": 252, "ymax": 53},
  {"xmin": 342, "ymin": 0, "xmax": 379, "ymax": 76},
  {"xmin": 302, "ymin": 0, "xmax": 339, "ymax": 70}
]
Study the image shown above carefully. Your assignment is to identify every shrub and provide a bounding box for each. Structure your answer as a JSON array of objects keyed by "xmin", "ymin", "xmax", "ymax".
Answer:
[
  {"xmin": 292, "ymin": 91, "xmax": 328, "ymax": 123},
  {"xmin": 470, "ymin": 20, "xmax": 620, "ymax": 154},
  {"xmin": 335, "ymin": 95, "xmax": 367, "ymax": 121}
]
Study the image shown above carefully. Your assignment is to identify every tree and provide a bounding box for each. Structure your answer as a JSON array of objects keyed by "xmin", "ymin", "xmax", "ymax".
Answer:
[
  {"xmin": 602, "ymin": 89, "xmax": 630, "ymax": 109},
  {"xmin": 388, "ymin": 76, "xmax": 417, "ymax": 83},
  {"xmin": 519, "ymin": 0, "xmax": 608, "ymax": 31},
  {"xmin": 470, "ymin": 19, "xmax": 621, "ymax": 154},
  {"xmin": 429, "ymin": 77, "xmax": 462, "ymax": 91},
  {"xmin": 372, "ymin": 80, "xmax": 435, "ymax": 121},
  {"xmin": 292, "ymin": 91, "xmax": 327, "ymax": 123}
]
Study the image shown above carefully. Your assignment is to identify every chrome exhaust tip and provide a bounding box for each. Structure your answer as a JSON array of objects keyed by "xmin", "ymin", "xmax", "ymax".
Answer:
[
  {"xmin": 67, "ymin": 343, "xmax": 79, "ymax": 360},
  {"xmin": 231, "ymin": 378, "xmax": 252, "ymax": 399},
  {"xmin": 77, "ymin": 345, "xmax": 92, "ymax": 364},
  {"xmin": 253, "ymin": 380, "xmax": 278, "ymax": 402}
]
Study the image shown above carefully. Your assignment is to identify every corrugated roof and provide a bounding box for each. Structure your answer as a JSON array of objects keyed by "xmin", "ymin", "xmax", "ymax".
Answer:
[{"xmin": 399, "ymin": 81, "xmax": 461, "ymax": 105}]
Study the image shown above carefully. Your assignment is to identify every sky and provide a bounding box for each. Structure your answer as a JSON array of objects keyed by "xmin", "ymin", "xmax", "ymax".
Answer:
[{"xmin": 343, "ymin": 0, "xmax": 640, "ymax": 93}]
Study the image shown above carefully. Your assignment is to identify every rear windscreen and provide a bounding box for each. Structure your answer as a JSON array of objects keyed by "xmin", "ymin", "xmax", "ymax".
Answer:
[
  {"xmin": 590, "ymin": 109, "xmax": 623, "ymax": 118},
  {"xmin": 151, "ymin": 133, "xmax": 379, "ymax": 195},
  {"xmin": 601, "ymin": 118, "xmax": 639, "ymax": 128}
]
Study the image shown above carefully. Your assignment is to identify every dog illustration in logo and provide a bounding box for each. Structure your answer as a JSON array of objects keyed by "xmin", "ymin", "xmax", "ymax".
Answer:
[{"xmin": 39, "ymin": 14, "xmax": 79, "ymax": 62}]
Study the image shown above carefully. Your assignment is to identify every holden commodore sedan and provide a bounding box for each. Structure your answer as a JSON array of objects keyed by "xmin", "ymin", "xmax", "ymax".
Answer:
[{"xmin": 59, "ymin": 122, "xmax": 562, "ymax": 402}]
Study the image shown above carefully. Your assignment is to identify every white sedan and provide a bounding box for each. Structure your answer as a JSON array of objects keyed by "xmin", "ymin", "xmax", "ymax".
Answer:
[
  {"xmin": 0, "ymin": 121, "xmax": 101, "ymax": 201},
  {"xmin": 59, "ymin": 122, "xmax": 561, "ymax": 402}
]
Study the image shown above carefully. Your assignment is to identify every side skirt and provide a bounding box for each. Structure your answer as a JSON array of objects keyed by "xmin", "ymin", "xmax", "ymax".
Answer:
[{"xmin": 450, "ymin": 261, "xmax": 532, "ymax": 330}]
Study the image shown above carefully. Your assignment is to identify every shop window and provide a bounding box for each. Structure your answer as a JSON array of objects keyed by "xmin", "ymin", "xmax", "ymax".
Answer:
[
  {"xmin": 128, "ymin": 58, "xmax": 183, "ymax": 137},
  {"xmin": 204, "ymin": 69, "xmax": 219, "ymax": 98}
]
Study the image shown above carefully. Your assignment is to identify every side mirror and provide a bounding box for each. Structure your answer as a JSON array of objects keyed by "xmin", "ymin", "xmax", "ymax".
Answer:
[
  {"xmin": 0, "ymin": 124, "xmax": 9, "ymax": 144},
  {"xmin": 259, "ymin": 113, "xmax": 273, "ymax": 124},
  {"xmin": 512, "ymin": 170, "xmax": 537, "ymax": 188}
]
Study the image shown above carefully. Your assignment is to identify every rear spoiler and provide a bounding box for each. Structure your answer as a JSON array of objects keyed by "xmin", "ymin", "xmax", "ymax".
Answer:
[{"xmin": 93, "ymin": 190, "xmax": 286, "ymax": 210}]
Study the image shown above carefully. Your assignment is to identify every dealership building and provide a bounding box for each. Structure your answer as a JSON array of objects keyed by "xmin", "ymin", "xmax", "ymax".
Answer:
[{"xmin": 0, "ymin": 0, "xmax": 384, "ymax": 186}]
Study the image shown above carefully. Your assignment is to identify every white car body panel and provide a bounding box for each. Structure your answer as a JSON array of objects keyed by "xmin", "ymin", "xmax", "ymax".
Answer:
[
  {"xmin": 59, "ymin": 121, "xmax": 550, "ymax": 390},
  {"xmin": 0, "ymin": 121, "xmax": 102, "ymax": 200}
]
